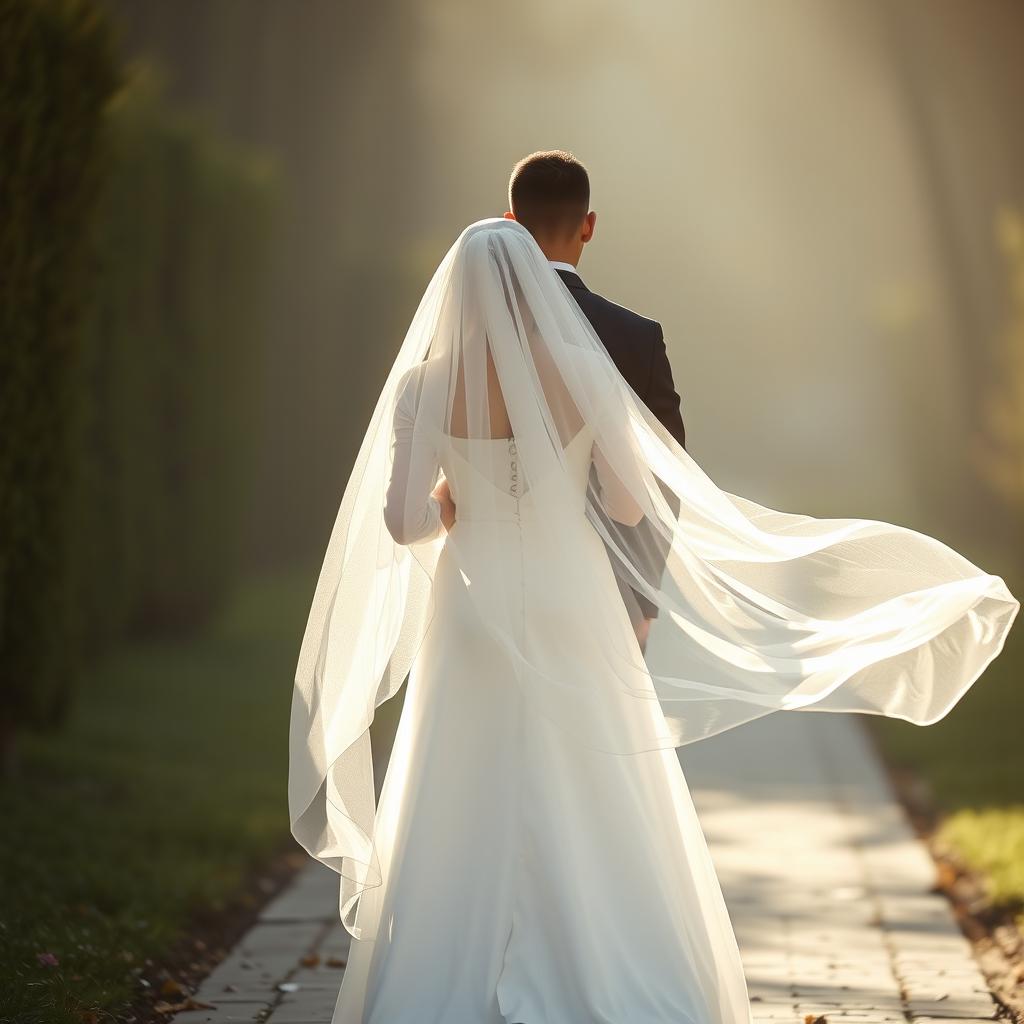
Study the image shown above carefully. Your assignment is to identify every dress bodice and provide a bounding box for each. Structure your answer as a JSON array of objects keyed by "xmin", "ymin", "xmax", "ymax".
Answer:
[{"xmin": 438, "ymin": 427, "xmax": 595, "ymax": 526}]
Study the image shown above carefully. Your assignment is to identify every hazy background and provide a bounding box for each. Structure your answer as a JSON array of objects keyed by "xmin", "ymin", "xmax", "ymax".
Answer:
[
  {"xmin": 112, "ymin": 0, "xmax": 1024, "ymax": 565},
  {"xmin": 4, "ymin": 2, "xmax": 1023, "ymax": 1019}
]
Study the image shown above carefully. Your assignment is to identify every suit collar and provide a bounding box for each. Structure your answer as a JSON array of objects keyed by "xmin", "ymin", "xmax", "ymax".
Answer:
[{"xmin": 555, "ymin": 267, "xmax": 589, "ymax": 293}]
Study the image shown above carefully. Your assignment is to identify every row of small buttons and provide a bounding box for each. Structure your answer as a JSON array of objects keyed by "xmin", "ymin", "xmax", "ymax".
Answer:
[
  {"xmin": 509, "ymin": 435, "xmax": 525, "ymax": 641},
  {"xmin": 509, "ymin": 436, "xmax": 520, "ymax": 522}
]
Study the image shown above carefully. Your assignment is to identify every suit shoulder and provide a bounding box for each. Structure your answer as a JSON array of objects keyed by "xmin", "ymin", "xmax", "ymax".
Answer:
[{"xmin": 581, "ymin": 288, "xmax": 662, "ymax": 339}]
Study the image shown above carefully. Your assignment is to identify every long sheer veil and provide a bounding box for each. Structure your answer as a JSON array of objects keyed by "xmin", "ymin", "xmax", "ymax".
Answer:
[{"xmin": 290, "ymin": 216, "xmax": 1019, "ymax": 938}]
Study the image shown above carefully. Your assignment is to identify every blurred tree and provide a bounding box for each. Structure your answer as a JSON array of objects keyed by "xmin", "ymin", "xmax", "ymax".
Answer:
[
  {"xmin": 0, "ymin": 3, "xmax": 278, "ymax": 772},
  {"xmin": 973, "ymin": 208, "xmax": 1024, "ymax": 566},
  {"xmin": 881, "ymin": 0, "xmax": 1024, "ymax": 549},
  {"xmin": 107, "ymin": 0, "xmax": 429, "ymax": 567},
  {"xmin": 74, "ymin": 63, "xmax": 279, "ymax": 642},
  {"xmin": 0, "ymin": 0, "xmax": 120, "ymax": 773}
]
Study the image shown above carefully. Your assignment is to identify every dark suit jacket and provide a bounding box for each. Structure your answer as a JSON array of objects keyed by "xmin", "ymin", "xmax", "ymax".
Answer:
[
  {"xmin": 556, "ymin": 267, "xmax": 686, "ymax": 620},
  {"xmin": 556, "ymin": 268, "xmax": 686, "ymax": 450}
]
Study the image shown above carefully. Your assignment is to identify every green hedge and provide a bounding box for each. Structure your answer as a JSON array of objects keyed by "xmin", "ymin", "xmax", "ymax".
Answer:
[
  {"xmin": 75, "ymin": 64, "xmax": 279, "ymax": 645},
  {"xmin": 0, "ymin": 0, "xmax": 121, "ymax": 750},
  {"xmin": 1, "ymin": 4, "xmax": 279, "ymax": 762}
]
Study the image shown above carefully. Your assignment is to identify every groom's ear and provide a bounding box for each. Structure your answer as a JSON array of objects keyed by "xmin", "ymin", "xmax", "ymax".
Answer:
[
  {"xmin": 581, "ymin": 210, "xmax": 597, "ymax": 243},
  {"xmin": 503, "ymin": 210, "xmax": 516, "ymax": 221}
]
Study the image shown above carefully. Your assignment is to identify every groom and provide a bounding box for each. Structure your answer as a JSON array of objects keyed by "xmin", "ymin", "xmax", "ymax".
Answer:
[
  {"xmin": 434, "ymin": 150, "xmax": 687, "ymax": 652},
  {"xmin": 508, "ymin": 150, "xmax": 686, "ymax": 652},
  {"xmin": 504, "ymin": 150, "xmax": 686, "ymax": 452}
]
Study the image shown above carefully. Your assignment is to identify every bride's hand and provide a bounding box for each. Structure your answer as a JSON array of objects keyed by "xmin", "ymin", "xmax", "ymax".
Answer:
[{"xmin": 432, "ymin": 477, "xmax": 457, "ymax": 532}]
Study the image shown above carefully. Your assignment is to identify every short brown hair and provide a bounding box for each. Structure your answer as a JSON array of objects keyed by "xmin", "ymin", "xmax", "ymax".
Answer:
[{"xmin": 508, "ymin": 150, "xmax": 590, "ymax": 240}]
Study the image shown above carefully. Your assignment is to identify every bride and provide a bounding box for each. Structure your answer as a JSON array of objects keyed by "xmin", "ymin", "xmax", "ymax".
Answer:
[{"xmin": 289, "ymin": 216, "xmax": 1019, "ymax": 1024}]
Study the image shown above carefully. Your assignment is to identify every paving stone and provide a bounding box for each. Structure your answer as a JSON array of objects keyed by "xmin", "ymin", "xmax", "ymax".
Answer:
[
  {"xmin": 905, "ymin": 999, "xmax": 997, "ymax": 1019},
  {"xmin": 261, "ymin": 862, "xmax": 338, "ymax": 923},
  {"xmin": 271, "ymin": 989, "xmax": 340, "ymax": 1019},
  {"xmin": 195, "ymin": 948, "xmax": 303, "ymax": 995},
  {"xmin": 172, "ymin": 1003, "xmax": 269, "ymax": 1023},
  {"xmin": 909, "ymin": 1018, "xmax": 999, "ymax": 1024},
  {"xmin": 192, "ymin": 983, "xmax": 278, "ymax": 1004},
  {"xmin": 750, "ymin": 1004, "xmax": 800, "ymax": 1021},
  {"xmin": 282, "ymin": 967, "xmax": 347, "ymax": 991},
  {"xmin": 236, "ymin": 921, "xmax": 327, "ymax": 956},
  {"xmin": 316, "ymin": 925, "xmax": 352, "ymax": 962},
  {"xmin": 901, "ymin": 980, "xmax": 992, "ymax": 1004}
]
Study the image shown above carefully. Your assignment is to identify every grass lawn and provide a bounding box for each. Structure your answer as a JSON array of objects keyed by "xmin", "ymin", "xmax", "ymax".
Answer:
[
  {"xmin": 869, "ymin": 566, "xmax": 1024, "ymax": 928},
  {"xmin": 0, "ymin": 568, "xmax": 321, "ymax": 1024}
]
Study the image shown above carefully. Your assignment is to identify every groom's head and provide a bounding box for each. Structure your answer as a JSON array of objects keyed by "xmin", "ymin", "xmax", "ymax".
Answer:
[{"xmin": 505, "ymin": 150, "xmax": 596, "ymax": 266}]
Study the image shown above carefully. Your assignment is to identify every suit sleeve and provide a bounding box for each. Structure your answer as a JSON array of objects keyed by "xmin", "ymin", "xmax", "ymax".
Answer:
[
  {"xmin": 633, "ymin": 323, "xmax": 685, "ymax": 620},
  {"xmin": 644, "ymin": 324, "xmax": 686, "ymax": 450}
]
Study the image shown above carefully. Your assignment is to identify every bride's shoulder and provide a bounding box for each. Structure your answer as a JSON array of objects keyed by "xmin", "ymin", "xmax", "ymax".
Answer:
[
  {"xmin": 395, "ymin": 358, "xmax": 435, "ymax": 392},
  {"xmin": 397, "ymin": 355, "xmax": 448, "ymax": 386},
  {"xmin": 394, "ymin": 357, "xmax": 447, "ymax": 414}
]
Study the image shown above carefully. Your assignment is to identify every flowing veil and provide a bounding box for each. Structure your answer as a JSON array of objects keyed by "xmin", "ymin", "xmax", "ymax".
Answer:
[{"xmin": 289, "ymin": 216, "xmax": 1020, "ymax": 938}]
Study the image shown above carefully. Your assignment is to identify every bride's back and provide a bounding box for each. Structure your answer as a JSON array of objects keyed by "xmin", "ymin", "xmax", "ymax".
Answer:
[
  {"xmin": 442, "ymin": 296, "xmax": 586, "ymax": 447},
  {"xmin": 401, "ymin": 343, "xmax": 598, "ymax": 532},
  {"xmin": 438, "ymin": 424, "xmax": 596, "ymax": 531}
]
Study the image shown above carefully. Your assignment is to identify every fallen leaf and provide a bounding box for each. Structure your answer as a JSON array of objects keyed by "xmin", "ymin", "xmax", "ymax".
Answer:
[
  {"xmin": 160, "ymin": 978, "xmax": 185, "ymax": 998},
  {"xmin": 300, "ymin": 952, "xmax": 320, "ymax": 968},
  {"xmin": 326, "ymin": 956, "xmax": 347, "ymax": 968},
  {"xmin": 934, "ymin": 861, "xmax": 958, "ymax": 891}
]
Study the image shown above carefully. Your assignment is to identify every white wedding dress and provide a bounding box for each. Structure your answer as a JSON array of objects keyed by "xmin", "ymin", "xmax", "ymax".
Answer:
[
  {"xmin": 289, "ymin": 218, "xmax": 1017, "ymax": 1024},
  {"xmin": 334, "ymin": 424, "xmax": 753, "ymax": 1024}
]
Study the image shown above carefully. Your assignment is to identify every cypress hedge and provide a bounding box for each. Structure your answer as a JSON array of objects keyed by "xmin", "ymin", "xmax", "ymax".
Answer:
[
  {"xmin": 0, "ymin": 0, "xmax": 121, "ymax": 766},
  {"xmin": 75, "ymin": 64, "xmax": 279, "ymax": 644},
  {"xmin": 1, "ymin": 5, "xmax": 279, "ymax": 770}
]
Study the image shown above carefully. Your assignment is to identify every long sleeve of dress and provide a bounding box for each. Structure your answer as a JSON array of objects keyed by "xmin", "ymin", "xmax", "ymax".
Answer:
[
  {"xmin": 592, "ymin": 440, "xmax": 645, "ymax": 528},
  {"xmin": 383, "ymin": 374, "xmax": 445, "ymax": 545}
]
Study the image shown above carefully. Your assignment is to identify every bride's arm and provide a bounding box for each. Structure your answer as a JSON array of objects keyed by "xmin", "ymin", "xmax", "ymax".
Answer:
[
  {"xmin": 592, "ymin": 440, "xmax": 645, "ymax": 527},
  {"xmin": 383, "ymin": 373, "xmax": 446, "ymax": 545}
]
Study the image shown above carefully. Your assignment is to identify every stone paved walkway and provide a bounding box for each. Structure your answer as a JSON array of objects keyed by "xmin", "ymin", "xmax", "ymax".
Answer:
[{"xmin": 173, "ymin": 712, "xmax": 998, "ymax": 1024}]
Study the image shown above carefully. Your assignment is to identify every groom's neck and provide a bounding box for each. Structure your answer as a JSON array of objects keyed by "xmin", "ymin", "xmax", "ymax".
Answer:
[{"xmin": 536, "ymin": 238, "xmax": 584, "ymax": 268}]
